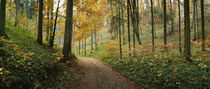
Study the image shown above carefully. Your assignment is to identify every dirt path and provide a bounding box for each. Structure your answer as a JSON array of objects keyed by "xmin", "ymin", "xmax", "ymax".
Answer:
[{"xmin": 69, "ymin": 57, "xmax": 142, "ymax": 89}]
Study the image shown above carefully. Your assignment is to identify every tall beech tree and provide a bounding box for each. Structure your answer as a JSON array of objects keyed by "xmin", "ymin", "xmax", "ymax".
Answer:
[
  {"xmin": 50, "ymin": 0, "xmax": 61, "ymax": 47},
  {"xmin": 63, "ymin": 0, "xmax": 74, "ymax": 58},
  {"xmin": 118, "ymin": 0, "xmax": 122, "ymax": 59},
  {"xmin": 178, "ymin": 0, "xmax": 182, "ymax": 53},
  {"xmin": 150, "ymin": 0, "xmax": 155, "ymax": 51},
  {"xmin": 163, "ymin": 0, "xmax": 167, "ymax": 50},
  {"xmin": 15, "ymin": 0, "xmax": 20, "ymax": 27},
  {"xmin": 0, "ymin": 0, "xmax": 7, "ymax": 37},
  {"xmin": 201, "ymin": 0, "xmax": 205, "ymax": 51},
  {"xmin": 127, "ymin": 0, "xmax": 131, "ymax": 56},
  {"xmin": 184, "ymin": 0, "xmax": 192, "ymax": 62},
  {"xmin": 37, "ymin": 0, "xmax": 43, "ymax": 45}
]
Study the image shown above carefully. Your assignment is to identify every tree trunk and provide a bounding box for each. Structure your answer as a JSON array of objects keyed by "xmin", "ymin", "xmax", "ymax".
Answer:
[
  {"xmin": 118, "ymin": 0, "xmax": 122, "ymax": 59},
  {"xmin": 132, "ymin": 0, "xmax": 141, "ymax": 45},
  {"xmin": 46, "ymin": 5, "xmax": 50, "ymax": 41},
  {"xmin": 150, "ymin": 0, "xmax": 155, "ymax": 52},
  {"xmin": 85, "ymin": 36, "xmax": 87, "ymax": 55},
  {"xmin": 163, "ymin": 0, "xmax": 167, "ymax": 51},
  {"xmin": 0, "ymin": 0, "xmax": 7, "ymax": 37},
  {"xmin": 37, "ymin": 0, "xmax": 43, "ymax": 45},
  {"xmin": 122, "ymin": 3, "xmax": 125, "ymax": 45},
  {"xmin": 184, "ymin": 0, "xmax": 192, "ymax": 62},
  {"xmin": 15, "ymin": 0, "xmax": 20, "ymax": 27},
  {"xmin": 178, "ymin": 0, "xmax": 182, "ymax": 53},
  {"xmin": 63, "ymin": 0, "xmax": 73, "ymax": 58},
  {"xmin": 79, "ymin": 41, "xmax": 81, "ymax": 54},
  {"xmin": 94, "ymin": 25, "xmax": 97, "ymax": 50},
  {"xmin": 169, "ymin": 0, "xmax": 174, "ymax": 34},
  {"xmin": 127, "ymin": 0, "xmax": 131, "ymax": 56},
  {"xmin": 196, "ymin": 1, "xmax": 199, "ymax": 41},
  {"xmin": 49, "ymin": 0, "xmax": 54, "ymax": 44},
  {"xmin": 91, "ymin": 33, "xmax": 93, "ymax": 51},
  {"xmin": 193, "ymin": 0, "xmax": 197, "ymax": 41},
  {"xmin": 201, "ymin": 0, "xmax": 205, "ymax": 51},
  {"xmin": 50, "ymin": 0, "xmax": 60, "ymax": 47},
  {"xmin": 26, "ymin": 0, "xmax": 29, "ymax": 30}
]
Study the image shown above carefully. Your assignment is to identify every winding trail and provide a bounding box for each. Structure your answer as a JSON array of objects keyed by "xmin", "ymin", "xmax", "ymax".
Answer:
[{"xmin": 69, "ymin": 57, "xmax": 142, "ymax": 89}]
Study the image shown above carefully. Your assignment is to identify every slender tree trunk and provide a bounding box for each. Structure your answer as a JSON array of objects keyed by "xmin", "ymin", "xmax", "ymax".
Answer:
[
  {"xmin": 46, "ymin": 7, "xmax": 50, "ymax": 41},
  {"xmin": 79, "ymin": 41, "xmax": 81, "ymax": 54},
  {"xmin": 85, "ymin": 36, "xmax": 87, "ymax": 55},
  {"xmin": 150, "ymin": 0, "xmax": 155, "ymax": 52},
  {"xmin": 49, "ymin": 0, "xmax": 54, "ymax": 44},
  {"xmin": 121, "ymin": 2, "xmax": 125, "ymax": 45},
  {"xmin": 37, "ymin": 0, "xmax": 43, "ymax": 45},
  {"xmin": 193, "ymin": 0, "xmax": 197, "ymax": 41},
  {"xmin": 184, "ymin": 0, "xmax": 192, "ymax": 62},
  {"xmin": 163, "ymin": 0, "xmax": 167, "ymax": 51},
  {"xmin": 196, "ymin": 1, "xmax": 199, "ymax": 41},
  {"xmin": 127, "ymin": 0, "xmax": 131, "ymax": 56},
  {"xmin": 91, "ymin": 33, "xmax": 93, "ymax": 51},
  {"xmin": 15, "ymin": 0, "xmax": 20, "ymax": 27},
  {"xmin": 118, "ymin": 0, "xmax": 122, "ymax": 59},
  {"xmin": 26, "ymin": 0, "xmax": 29, "ymax": 30},
  {"xmin": 132, "ymin": 0, "xmax": 141, "ymax": 45},
  {"xmin": 63, "ymin": 0, "xmax": 73, "ymax": 58},
  {"xmin": 178, "ymin": 0, "xmax": 182, "ymax": 53},
  {"xmin": 169, "ymin": 0, "xmax": 174, "ymax": 34},
  {"xmin": 94, "ymin": 25, "xmax": 97, "ymax": 50},
  {"xmin": 50, "ymin": 0, "xmax": 60, "ymax": 47},
  {"xmin": 0, "ymin": 0, "xmax": 7, "ymax": 37},
  {"xmin": 201, "ymin": 0, "xmax": 205, "ymax": 51}
]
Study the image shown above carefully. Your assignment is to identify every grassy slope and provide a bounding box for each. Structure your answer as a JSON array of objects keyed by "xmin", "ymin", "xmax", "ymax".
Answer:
[
  {"xmin": 83, "ymin": 10, "xmax": 210, "ymax": 89},
  {"xmin": 0, "ymin": 24, "xmax": 75, "ymax": 89}
]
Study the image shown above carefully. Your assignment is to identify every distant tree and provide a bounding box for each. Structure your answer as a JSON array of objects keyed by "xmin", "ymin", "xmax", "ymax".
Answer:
[
  {"xmin": 163, "ymin": 0, "xmax": 167, "ymax": 51},
  {"xmin": 178, "ymin": 0, "xmax": 182, "ymax": 53},
  {"xmin": 150, "ymin": 0, "xmax": 155, "ymax": 51},
  {"xmin": 37, "ymin": 0, "xmax": 43, "ymax": 45},
  {"xmin": 118, "ymin": 0, "xmax": 122, "ymax": 59},
  {"xmin": 15, "ymin": 0, "xmax": 20, "ymax": 27},
  {"xmin": 184, "ymin": 0, "xmax": 192, "ymax": 62},
  {"xmin": 127, "ymin": 0, "xmax": 131, "ymax": 56},
  {"xmin": 193, "ymin": 0, "xmax": 197, "ymax": 41},
  {"xmin": 0, "ymin": 0, "xmax": 7, "ymax": 37},
  {"xmin": 169, "ymin": 0, "xmax": 174, "ymax": 34},
  {"xmin": 200, "ymin": 0, "xmax": 205, "ymax": 51},
  {"xmin": 50, "ymin": 0, "xmax": 60, "ymax": 47},
  {"xmin": 91, "ymin": 32, "xmax": 94, "ymax": 51},
  {"xmin": 63, "ymin": 0, "xmax": 73, "ymax": 58},
  {"xmin": 94, "ymin": 25, "xmax": 97, "ymax": 50}
]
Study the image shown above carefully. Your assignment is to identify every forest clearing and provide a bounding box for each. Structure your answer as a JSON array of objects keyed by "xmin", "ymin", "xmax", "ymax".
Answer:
[{"xmin": 0, "ymin": 0, "xmax": 209, "ymax": 89}]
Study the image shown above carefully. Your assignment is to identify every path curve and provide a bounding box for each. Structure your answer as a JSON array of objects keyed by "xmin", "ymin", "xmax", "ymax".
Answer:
[{"xmin": 73, "ymin": 57, "xmax": 142, "ymax": 89}]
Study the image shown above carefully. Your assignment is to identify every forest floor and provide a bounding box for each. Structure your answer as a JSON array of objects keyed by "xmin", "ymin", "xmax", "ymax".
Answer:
[{"xmin": 67, "ymin": 57, "xmax": 143, "ymax": 89}]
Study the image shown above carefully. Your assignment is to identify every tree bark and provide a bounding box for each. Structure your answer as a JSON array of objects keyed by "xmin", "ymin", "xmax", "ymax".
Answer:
[
  {"xmin": 50, "ymin": 0, "xmax": 60, "ymax": 47},
  {"xmin": 127, "ymin": 0, "xmax": 131, "ymax": 56},
  {"xmin": 94, "ymin": 25, "xmax": 97, "ymax": 50},
  {"xmin": 15, "ymin": 0, "xmax": 20, "ymax": 27},
  {"xmin": 193, "ymin": 0, "xmax": 197, "ymax": 41},
  {"xmin": 163, "ymin": 0, "xmax": 167, "ymax": 50},
  {"xmin": 178, "ymin": 0, "xmax": 182, "ymax": 53},
  {"xmin": 0, "ymin": 0, "xmax": 7, "ymax": 37},
  {"xmin": 201, "ymin": 0, "xmax": 205, "ymax": 51},
  {"xmin": 37, "ymin": 0, "xmax": 43, "ymax": 45},
  {"xmin": 150, "ymin": 0, "xmax": 155, "ymax": 51},
  {"xmin": 118, "ymin": 0, "xmax": 122, "ymax": 59},
  {"xmin": 169, "ymin": 0, "xmax": 174, "ymax": 34},
  {"xmin": 63, "ymin": 0, "xmax": 73, "ymax": 58},
  {"xmin": 184, "ymin": 0, "xmax": 192, "ymax": 62}
]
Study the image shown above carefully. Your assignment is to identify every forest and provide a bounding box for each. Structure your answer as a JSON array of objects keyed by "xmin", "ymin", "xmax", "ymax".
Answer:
[{"xmin": 0, "ymin": 0, "xmax": 209, "ymax": 89}]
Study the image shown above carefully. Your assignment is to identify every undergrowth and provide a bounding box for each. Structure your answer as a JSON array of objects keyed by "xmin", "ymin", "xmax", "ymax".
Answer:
[{"xmin": 0, "ymin": 24, "xmax": 75, "ymax": 89}]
